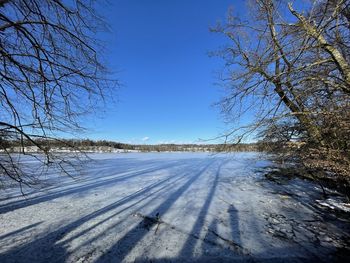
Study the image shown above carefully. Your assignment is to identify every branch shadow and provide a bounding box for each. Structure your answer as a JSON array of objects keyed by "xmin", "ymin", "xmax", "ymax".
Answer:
[
  {"xmin": 0, "ymin": 158, "xmax": 212, "ymax": 263},
  {"xmin": 94, "ymin": 158, "xmax": 218, "ymax": 262},
  {"xmin": 1, "ymin": 154, "xmax": 348, "ymax": 263},
  {"xmin": 0, "ymin": 158, "xmax": 193, "ymax": 214}
]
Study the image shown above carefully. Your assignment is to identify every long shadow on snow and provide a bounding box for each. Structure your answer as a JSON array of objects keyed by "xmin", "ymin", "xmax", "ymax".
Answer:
[
  {"xmin": 0, "ymin": 222, "xmax": 42, "ymax": 240},
  {"xmin": 2, "ymin": 156, "xmax": 339, "ymax": 262},
  {"xmin": 135, "ymin": 157, "xmax": 345, "ymax": 262},
  {"xmin": 134, "ymin": 199, "xmax": 327, "ymax": 262},
  {"xmin": 132, "ymin": 159, "xmax": 253, "ymax": 262},
  {"xmin": 155, "ymin": 159, "xmax": 248, "ymax": 261},
  {"xmin": 129, "ymin": 158, "xmax": 338, "ymax": 263},
  {"xmin": 0, "ymin": 159, "xmax": 194, "ymax": 214},
  {"xmin": 178, "ymin": 160, "xmax": 236, "ymax": 255},
  {"xmin": 94, "ymin": 158, "xmax": 218, "ymax": 262},
  {"xmin": 0, "ymin": 158, "xmax": 212, "ymax": 263},
  {"xmin": 0, "ymin": 157, "xmax": 186, "ymax": 203},
  {"xmin": 69, "ymin": 159, "xmax": 217, "ymax": 251}
]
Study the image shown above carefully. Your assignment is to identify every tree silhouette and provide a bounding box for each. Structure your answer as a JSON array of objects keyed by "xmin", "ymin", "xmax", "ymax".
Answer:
[{"xmin": 0, "ymin": 0, "xmax": 117, "ymax": 189}]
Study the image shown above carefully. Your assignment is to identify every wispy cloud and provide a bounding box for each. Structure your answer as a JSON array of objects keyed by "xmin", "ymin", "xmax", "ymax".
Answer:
[{"xmin": 142, "ymin": 136, "xmax": 150, "ymax": 142}]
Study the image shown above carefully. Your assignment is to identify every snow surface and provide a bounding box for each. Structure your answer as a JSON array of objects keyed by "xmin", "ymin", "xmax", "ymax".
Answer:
[{"xmin": 0, "ymin": 152, "xmax": 349, "ymax": 262}]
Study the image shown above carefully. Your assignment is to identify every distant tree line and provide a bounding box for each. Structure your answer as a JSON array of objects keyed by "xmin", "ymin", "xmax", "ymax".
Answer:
[{"xmin": 1, "ymin": 138, "xmax": 264, "ymax": 153}]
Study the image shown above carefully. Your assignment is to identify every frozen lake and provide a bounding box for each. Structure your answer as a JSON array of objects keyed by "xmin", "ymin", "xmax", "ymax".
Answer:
[{"xmin": 0, "ymin": 152, "xmax": 349, "ymax": 262}]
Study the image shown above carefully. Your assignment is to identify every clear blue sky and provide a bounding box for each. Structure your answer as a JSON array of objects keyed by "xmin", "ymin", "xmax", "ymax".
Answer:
[{"xmin": 85, "ymin": 0, "xmax": 247, "ymax": 144}]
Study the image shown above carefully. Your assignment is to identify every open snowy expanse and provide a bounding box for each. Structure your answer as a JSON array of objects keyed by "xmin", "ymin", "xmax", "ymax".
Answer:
[{"xmin": 0, "ymin": 152, "xmax": 349, "ymax": 262}]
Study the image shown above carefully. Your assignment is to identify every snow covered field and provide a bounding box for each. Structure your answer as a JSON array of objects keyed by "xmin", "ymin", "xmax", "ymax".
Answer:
[{"xmin": 0, "ymin": 152, "xmax": 349, "ymax": 262}]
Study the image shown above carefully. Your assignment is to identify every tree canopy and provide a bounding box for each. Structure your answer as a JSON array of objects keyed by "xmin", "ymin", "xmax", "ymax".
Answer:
[{"xmin": 214, "ymin": 0, "xmax": 350, "ymax": 178}]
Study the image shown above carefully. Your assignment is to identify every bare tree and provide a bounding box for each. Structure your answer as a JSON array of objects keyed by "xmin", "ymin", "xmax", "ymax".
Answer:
[
  {"xmin": 213, "ymin": 0, "xmax": 350, "ymax": 181},
  {"xmin": 0, "ymin": 0, "xmax": 117, "ymax": 190}
]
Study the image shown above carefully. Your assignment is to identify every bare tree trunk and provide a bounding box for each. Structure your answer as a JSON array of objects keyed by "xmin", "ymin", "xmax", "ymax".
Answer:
[{"xmin": 266, "ymin": 0, "xmax": 324, "ymax": 144}]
